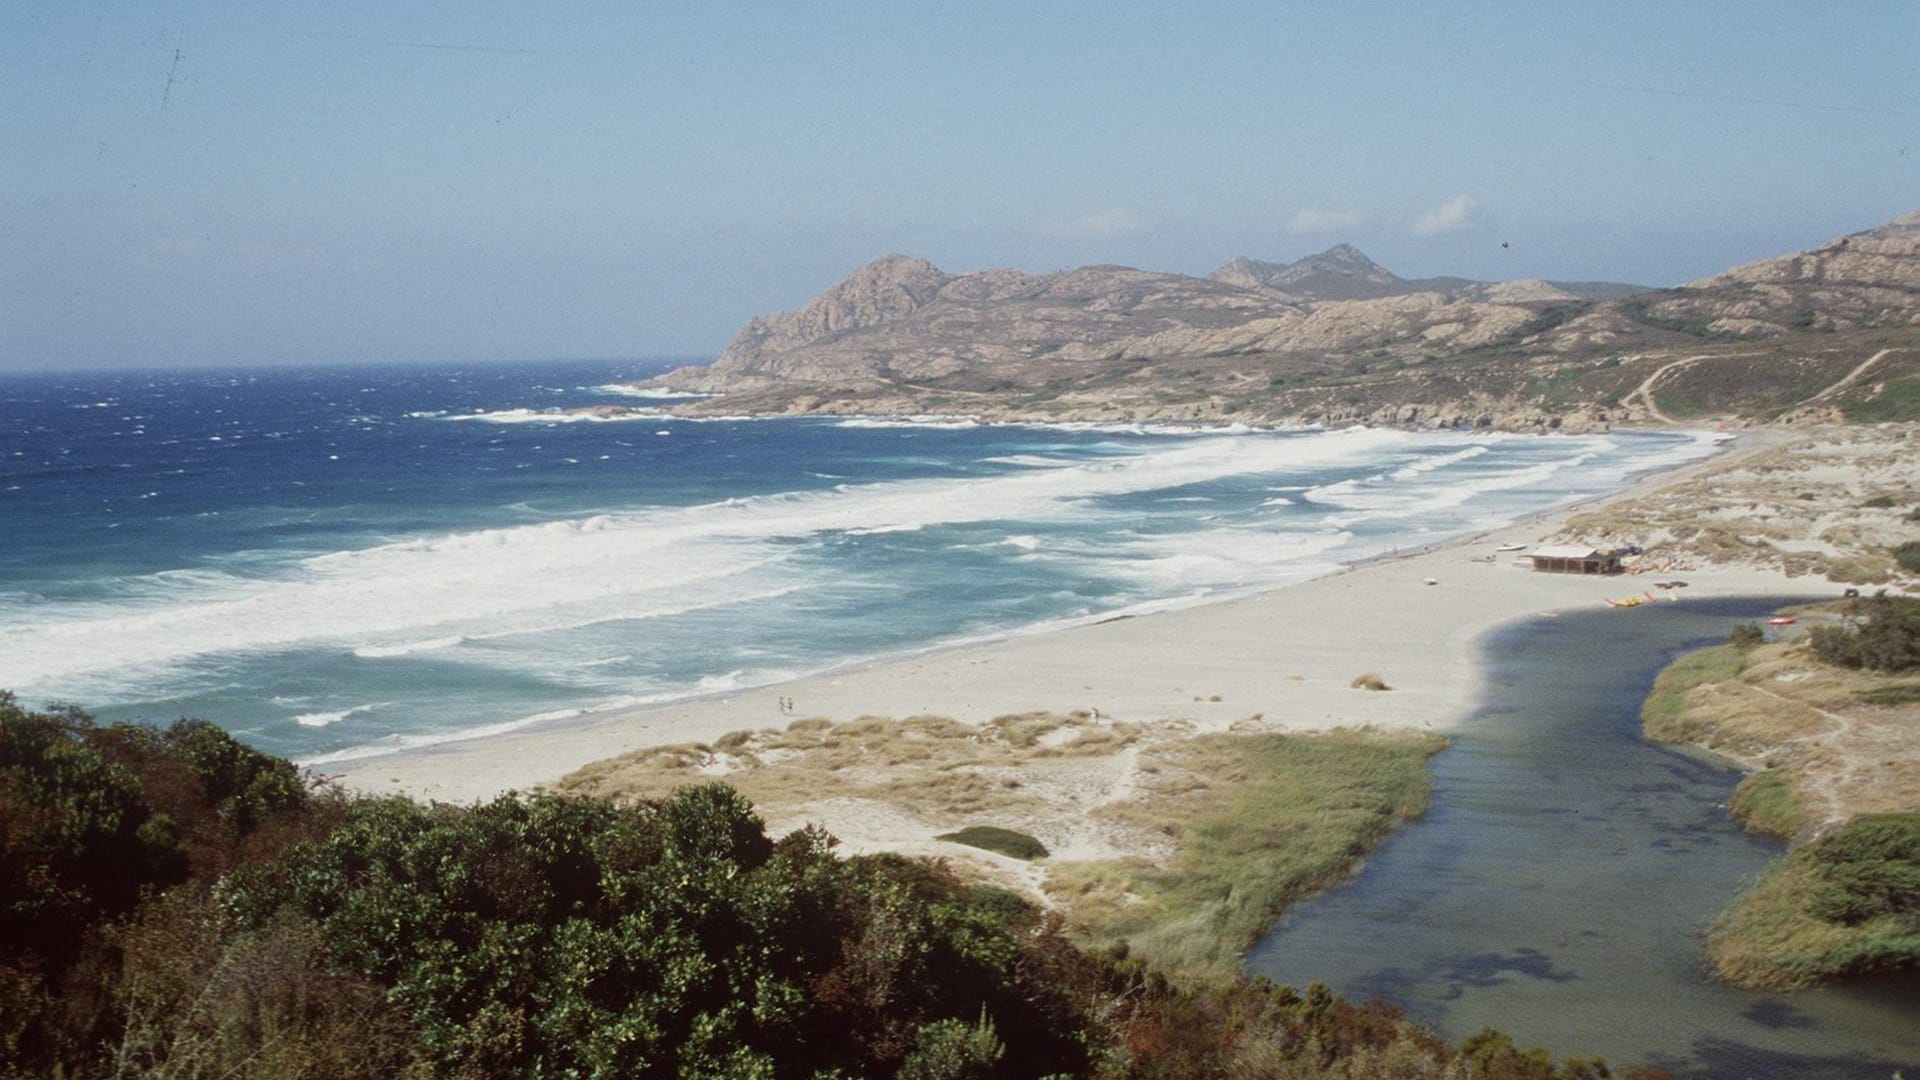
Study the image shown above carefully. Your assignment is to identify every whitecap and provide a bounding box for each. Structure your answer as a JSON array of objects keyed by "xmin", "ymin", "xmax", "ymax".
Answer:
[
  {"xmin": 293, "ymin": 702, "xmax": 388, "ymax": 728},
  {"xmin": 593, "ymin": 385, "xmax": 711, "ymax": 400},
  {"xmin": 353, "ymin": 636, "xmax": 467, "ymax": 659}
]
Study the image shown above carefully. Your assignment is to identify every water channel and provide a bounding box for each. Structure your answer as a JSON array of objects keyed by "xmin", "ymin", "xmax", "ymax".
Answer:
[{"xmin": 1246, "ymin": 598, "xmax": 1919, "ymax": 1077}]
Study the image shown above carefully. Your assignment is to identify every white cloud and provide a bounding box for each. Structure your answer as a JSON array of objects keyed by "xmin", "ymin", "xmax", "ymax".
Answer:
[
  {"xmin": 1286, "ymin": 208, "xmax": 1365, "ymax": 234},
  {"xmin": 1412, "ymin": 194, "xmax": 1479, "ymax": 235},
  {"xmin": 1039, "ymin": 209, "xmax": 1144, "ymax": 238}
]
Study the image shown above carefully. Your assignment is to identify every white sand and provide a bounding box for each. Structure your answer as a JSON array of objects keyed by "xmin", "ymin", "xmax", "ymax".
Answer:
[{"xmin": 332, "ymin": 436, "xmax": 1822, "ymax": 805}]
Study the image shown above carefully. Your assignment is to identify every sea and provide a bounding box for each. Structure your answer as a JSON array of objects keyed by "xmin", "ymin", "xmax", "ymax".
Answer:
[{"xmin": 0, "ymin": 358, "xmax": 1718, "ymax": 767}]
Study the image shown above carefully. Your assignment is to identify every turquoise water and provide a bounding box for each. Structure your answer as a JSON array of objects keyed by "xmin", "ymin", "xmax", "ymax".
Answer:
[
  {"xmin": 0, "ymin": 359, "xmax": 1716, "ymax": 766},
  {"xmin": 1247, "ymin": 599, "xmax": 1920, "ymax": 1077}
]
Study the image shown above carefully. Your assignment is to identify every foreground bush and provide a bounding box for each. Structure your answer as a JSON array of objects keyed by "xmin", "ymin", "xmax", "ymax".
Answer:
[{"xmin": 1, "ymin": 698, "xmax": 1661, "ymax": 1078}]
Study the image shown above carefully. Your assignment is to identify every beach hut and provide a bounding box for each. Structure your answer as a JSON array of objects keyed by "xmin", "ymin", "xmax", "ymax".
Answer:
[{"xmin": 1527, "ymin": 546, "xmax": 1623, "ymax": 575}]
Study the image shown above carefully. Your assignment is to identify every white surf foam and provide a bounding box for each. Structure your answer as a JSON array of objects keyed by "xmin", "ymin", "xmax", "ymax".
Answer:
[
  {"xmin": 835, "ymin": 416, "xmax": 981, "ymax": 430},
  {"xmin": 352, "ymin": 636, "xmax": 466, "ymax": 659},
  {"xmin": 1390, "ymin": 443, "xmax": 1491, "ymax": 480},
  {"xmin": 444, "ymin": 408, "xmax": 668, "ymax": 425},
  {"xmin": 295, "ymin": 696, "xmax": 661, "ymax": 766},
  {"xmin": 0, "ymin": 427, "xmax": 1710, "ymax": 703},
  {"xmin": 981, "ymin": 454, "xmax": 1078, "ymax": 468},
  {"xmin": 294, "ymin": 702, "xmax": 387, "ymax": 728},
  {"xmin": 593, "ymin": 385, "xmax": 710, "ymax": 400},
  {"xmin": 6, "ymin": 428, "xmax": 1410, "ymax": 693}
]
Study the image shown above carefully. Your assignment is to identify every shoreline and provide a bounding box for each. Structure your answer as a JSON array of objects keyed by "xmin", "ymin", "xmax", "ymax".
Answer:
[{"xmin": 334, "ymin": 427, "xmax": 1819, "ymax": 806}]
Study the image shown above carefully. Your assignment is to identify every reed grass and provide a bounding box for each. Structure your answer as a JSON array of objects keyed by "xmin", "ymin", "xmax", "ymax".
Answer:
[
  {"xmin": 1639, "ymin": 643, "xmax": 1750, "ymax": 745},
  {"xmin": 1047, "ymin": 729, "xmax": 1444, "ymax": 981},
  {"xmin": 1727, "ymin": 769, "xmax": 1803, "ymax": 839}
]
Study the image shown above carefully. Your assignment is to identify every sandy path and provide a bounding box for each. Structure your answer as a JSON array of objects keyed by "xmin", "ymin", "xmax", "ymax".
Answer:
[
  {"xmin": 1802, "ymin": 347, "xmax": 1896, "ymax": 406},
  {"xmin": 333, "ymin": 432, "xmax": 1814, "ymax": 805}
]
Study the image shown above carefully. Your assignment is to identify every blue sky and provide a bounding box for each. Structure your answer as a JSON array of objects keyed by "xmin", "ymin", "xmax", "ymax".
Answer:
[{"xmin": 2, "ymin": 2, "xmax": 1913, "ymax": 368}]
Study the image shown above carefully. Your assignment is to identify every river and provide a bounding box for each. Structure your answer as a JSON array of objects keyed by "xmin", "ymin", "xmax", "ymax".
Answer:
[{"xmin": 1246, "ymin": 598, "xmax": 1919, "ymax": 1077}]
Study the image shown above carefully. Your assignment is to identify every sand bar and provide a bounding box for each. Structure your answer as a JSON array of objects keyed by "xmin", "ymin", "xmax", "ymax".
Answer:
[{"xmin": 334, "ymin": 431, "xmax": 1821, "ymax": 805}]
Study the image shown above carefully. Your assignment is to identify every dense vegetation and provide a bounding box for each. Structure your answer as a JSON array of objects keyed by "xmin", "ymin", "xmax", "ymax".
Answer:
[
  {"xmin": 2, "ymin": 695, "xmax": 1664, "ymax": 1078},
  {"xmin": 1709, "ymin": 813, "xmax": 1920, "ymax": 989},
  {"xmin": 1807, "ymin": 593, "xmax": 1920, "ymax": 672}
]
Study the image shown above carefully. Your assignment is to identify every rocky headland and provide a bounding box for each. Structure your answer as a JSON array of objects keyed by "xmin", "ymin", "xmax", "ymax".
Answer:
[{"xmin": 642, "ymin": 213, "xmax": 1920, "ymax": 432}]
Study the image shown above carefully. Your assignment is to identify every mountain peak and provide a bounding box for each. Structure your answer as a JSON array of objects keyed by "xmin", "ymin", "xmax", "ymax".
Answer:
[
  {"xmin": 1291, "ymin": 243, "xmax": 1399, "ymax": 283},
  {"xmin": 1209, "ymin": 244, "xmax": 1401, "ymax": 299}
]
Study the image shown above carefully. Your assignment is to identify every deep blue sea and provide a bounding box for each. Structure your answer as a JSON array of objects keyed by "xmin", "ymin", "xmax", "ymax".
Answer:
[{"xmin": 1, "ymin": 358, "xmax": 1716, "ymax": 766}]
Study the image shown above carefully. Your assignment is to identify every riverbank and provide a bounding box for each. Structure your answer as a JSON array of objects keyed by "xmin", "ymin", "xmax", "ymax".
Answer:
[
  {"xmin": 1245, "ymin": 599, "xmax": 1920, "ymax": 1075},
  {"xmin": 1638, "ymin": 603, "xmax": 1920, "ymax": 991}
]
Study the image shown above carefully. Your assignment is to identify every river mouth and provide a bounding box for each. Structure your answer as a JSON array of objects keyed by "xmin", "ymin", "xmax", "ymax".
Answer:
[{"xmin": 1246, "ymin": 597, "xmax": 1919, "ymax": 1078}]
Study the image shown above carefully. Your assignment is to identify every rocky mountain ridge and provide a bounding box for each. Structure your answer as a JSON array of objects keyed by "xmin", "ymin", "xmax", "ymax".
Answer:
[
  {"xmin": 1206, "ymin": 244, "xmax": 1642, "ymax": 304},
  {"xmin": 647, "ymin": 213, "xmax": 1920, "ymax": 430}
]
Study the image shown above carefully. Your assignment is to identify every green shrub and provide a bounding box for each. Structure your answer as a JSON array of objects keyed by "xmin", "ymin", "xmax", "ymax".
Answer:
[
  {"xmin": 1712, "ymin": 811, "xmax": 1920, "ymax": 989},
  {"xmin": 936, "ymin": 825, "xmax": 1049, "ymax": 860},
  {"xmin": 1728, "ymin": 622, "xmax": 1766, "ymax": 648},
  {"xmin": 1862, "ymin": 494, "xmax": 1897, "ymax": 509},
  {"xmin": 897, "ymin": 1010, "xmax": 1003, "ymax": 1080},
  {"xmin": 1806, "ymin": 813, "xmax": 1920, "ymax": 928},
  {"xmin": 1896, "ymin": 541, "xmax": 1920, "ymax": 572},
  {"xmin": 1808, "ymin": 594, "xmax": 1920, "ymax": 672}
]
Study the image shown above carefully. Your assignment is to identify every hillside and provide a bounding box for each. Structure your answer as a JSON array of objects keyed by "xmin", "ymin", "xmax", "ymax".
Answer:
[{"xmin": 646, "ymin": 213, "xmax": 1920, "ymax": 430}]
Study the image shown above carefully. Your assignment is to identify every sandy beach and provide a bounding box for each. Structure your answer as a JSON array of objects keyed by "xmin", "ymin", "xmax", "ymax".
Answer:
[{"xmin": 334, "ymin": 429, "xmax": 1825, "ymax": 809}]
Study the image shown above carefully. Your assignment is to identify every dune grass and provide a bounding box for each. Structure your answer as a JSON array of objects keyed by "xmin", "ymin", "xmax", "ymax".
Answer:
[{"xmin": 1046, "ymin": 729, "xmax": 1445, "ymax": 982}]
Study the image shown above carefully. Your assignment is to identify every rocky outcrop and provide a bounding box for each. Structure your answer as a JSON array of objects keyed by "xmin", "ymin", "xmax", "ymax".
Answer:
[{"xmin": 1633, "ymin": 212, "xmax": 1920, "ymax": 337}]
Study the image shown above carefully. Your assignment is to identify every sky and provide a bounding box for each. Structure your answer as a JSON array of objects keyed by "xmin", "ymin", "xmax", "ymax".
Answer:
[{"xmin": 1, "ymin": 2, "xmax": 1914, "ymax": 369}]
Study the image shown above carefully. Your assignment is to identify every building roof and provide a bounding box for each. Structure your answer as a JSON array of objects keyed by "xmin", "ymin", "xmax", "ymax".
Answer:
[{"xmin": 1529, "ymin": 546, "xmax": 1610, "ymax": 560}]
